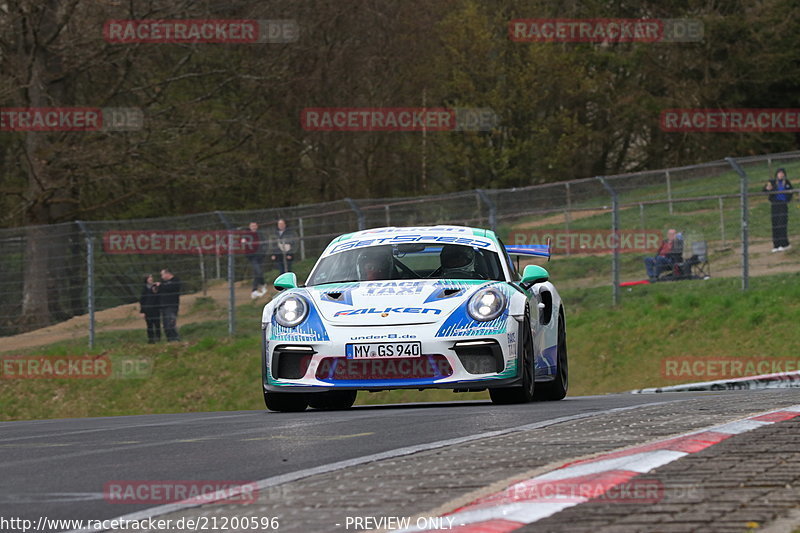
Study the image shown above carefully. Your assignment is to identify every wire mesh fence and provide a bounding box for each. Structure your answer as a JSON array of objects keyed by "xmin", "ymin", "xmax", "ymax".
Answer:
[{"xmin": 2, "ymin": 150, "xmax": 799, "ymax": 348}]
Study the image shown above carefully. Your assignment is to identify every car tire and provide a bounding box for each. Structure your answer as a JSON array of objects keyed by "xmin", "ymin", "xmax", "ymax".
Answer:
[
  {"xmin": 489, "ymin": 313, "xmax": 534, "ymax": 405},
  {"xmin": 534, "ymin": 309, "xmax": 568, "ymax": 401},
  {"xmin": 264, "ymin": 391, "xmax": 308, "ymax": 412},
  {"xmin": 307, "ymin": 390, "xmax": 357, "ymax": 410}
]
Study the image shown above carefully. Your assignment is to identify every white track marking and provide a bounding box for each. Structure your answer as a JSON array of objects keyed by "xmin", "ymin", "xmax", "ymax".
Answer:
[
  {"xmin": 397, "ymin": 404, "xmax": 800, "ymax": 533},
  {"xmin": 65, "ymin": 401, "xmax": 677, "ymax": 533}
]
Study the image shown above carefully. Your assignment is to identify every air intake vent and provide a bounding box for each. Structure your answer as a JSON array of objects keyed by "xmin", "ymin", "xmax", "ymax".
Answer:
[
  {"xmin": 451, "ymin": 339, "xmax": 504, "ymax": 374},
  {"xmin": 272, "ymin": 346, "xmax": 315, "ymax": 379},
  {"xmin": 430, "ymin": 288, "xmax": 463, "ymax": 301}
]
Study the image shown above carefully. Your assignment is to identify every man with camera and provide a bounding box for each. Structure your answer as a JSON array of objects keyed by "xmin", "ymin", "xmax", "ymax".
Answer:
[{"xmin": 270, "ymin": 218, "xmax": 296, "ymax": 274}]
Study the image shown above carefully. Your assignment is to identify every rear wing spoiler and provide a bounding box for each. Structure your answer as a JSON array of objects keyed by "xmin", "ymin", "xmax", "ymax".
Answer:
[{"xmin": 503, "ymin": 239, "xmax": 551, "ymax": 261}]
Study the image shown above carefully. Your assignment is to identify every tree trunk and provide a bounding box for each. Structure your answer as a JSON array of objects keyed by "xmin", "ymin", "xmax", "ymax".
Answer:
[{"xmin": 19, "ymin": 0, "xmax": 63, "ymax": 329}]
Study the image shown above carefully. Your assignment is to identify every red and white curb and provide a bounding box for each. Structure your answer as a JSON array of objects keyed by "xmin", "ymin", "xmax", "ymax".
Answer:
[
  {"xmin": 631, "ymin": 370, "xmax": 800, "ymax": 394},
  {"xmin": 398, "ymin": 404, "xmax": 800, "ymax": 533}
]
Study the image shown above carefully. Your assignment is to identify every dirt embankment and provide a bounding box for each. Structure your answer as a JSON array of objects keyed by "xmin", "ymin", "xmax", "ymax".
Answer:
[{"xmin": 0, "ymin": 281, "xmax": 273, "ymax": 353}]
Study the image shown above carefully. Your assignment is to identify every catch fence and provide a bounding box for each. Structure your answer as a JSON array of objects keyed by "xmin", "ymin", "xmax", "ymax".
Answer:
[{"xmin": 1, "ymin": 151, "xmax": 798, "ymax": 347}]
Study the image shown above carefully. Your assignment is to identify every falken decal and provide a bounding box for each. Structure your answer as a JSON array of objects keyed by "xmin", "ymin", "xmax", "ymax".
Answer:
[
  {"xmin": 334, "ymin": 307, "xmax": 442, "ymax": 317},
  {"xmin": 356, "ymin": 226, "xmax": 472, "ymax": 235},
  {"xmin": 327, "ymin": 235, "xmax": 493, "ymax": 255}
]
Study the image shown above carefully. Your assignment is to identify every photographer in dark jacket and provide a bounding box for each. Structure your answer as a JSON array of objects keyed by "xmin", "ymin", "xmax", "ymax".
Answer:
[
  {"xmin": 139, "ymin": 274, "xmax": 161, "ymax": 343},
  {"xmin": 764, "ymin": 168, "xmax": 794, "ymax": 252},
  {"xmin": 158, "ymin": 268, "xmax": 181, "ymax": 342},
  {"xmin": 269, "ymin": 218, "xmax": 297, "ymax": 274}
]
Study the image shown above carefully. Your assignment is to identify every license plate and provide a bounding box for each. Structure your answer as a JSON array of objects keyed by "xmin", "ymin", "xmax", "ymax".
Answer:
[{"xmin": 345, "ymin": 342, "xmax": 422, "ymax": 359}]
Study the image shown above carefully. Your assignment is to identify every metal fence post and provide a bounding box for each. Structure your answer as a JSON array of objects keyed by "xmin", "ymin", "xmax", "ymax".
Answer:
[
  {"xmin": 666, "ymin": 170, "xmax": 674, "ymax": 215},
  {"xmin": 718, "ymin": 196, "xmax": 726, "ymax": 246},
  {"xmin": 565, "ymin": 181, "xmax": 571, "ymax": 214},
  {"xmin": 725, "ymin": 158, "xmax": 749, "ymax": 291},
  {"xmin": 197, "ymin": 247, "xmax": 206, "ymax": 296},
  {"xmin": 215, "ymin": 245, "xmax": 221, "ymax": 279},
  {"xmin": 639, "ymin": 203, "xmax": 645, "ymax": 229},
  {"xmin": 215, "ymin": 211, "xmax": 236, "ymax": 335},
  {"xmin": 475, "ymin": 189, "xmax": 497, "ymax": 232},
  {"xmin": 597, "ymin": 177, "xmax": 620, "ymax": 306},
  {"xmin": 564, "ymin": 183, "xmax": 572, "ymax": 256},
  {"xmin": 76, "ymin": 221, "xmax": 95, "ymax": 348},
  {"xmin": 298, "ymin": 217, "xmax": 306, "ymax": 261},
  {"xmin": 345, "ymin": 198, "xmax": 365, "ymax": 230},
  {"xmin": 385, "ymin": 205, "xmax": 391, "ymax": 227}
]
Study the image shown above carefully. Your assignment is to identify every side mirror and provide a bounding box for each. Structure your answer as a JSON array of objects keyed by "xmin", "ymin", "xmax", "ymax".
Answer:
[
  {"xmin": 521, "ymin": 265, "xmax": 549, "ymax": 287},
  {"xmin": 274, "ymin": 272, "xmax": 297, "ymax": 292}
]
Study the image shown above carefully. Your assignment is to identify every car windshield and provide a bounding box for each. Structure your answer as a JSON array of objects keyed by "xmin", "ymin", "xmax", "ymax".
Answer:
[{"xmin": 306, "ymin": 243, "xmax": 505, "ymax": 285}]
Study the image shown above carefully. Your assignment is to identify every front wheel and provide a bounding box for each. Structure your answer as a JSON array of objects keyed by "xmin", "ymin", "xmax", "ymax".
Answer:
[
  {"xmin": 264, "ymin": 391, "xmax": 308, "ymax": 412},
  {"xmin": 489, "ymin": 314, "xmax": 535, "ymax": 405},
  {"xmin": 307, "ymin": 390, "xmax": 357, "ymax": 410},
  {"xmin": 534, "ymin": 310, "xmax": 568, "ymax": 401}
]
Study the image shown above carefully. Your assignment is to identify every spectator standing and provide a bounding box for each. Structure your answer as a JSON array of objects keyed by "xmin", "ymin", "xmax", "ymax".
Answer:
[
  {"xmin": 764, "ymin": 168, "xmax": 794, "ymax": 252},
  {"xmin": 159, "ymin": 268, "xmax": 181, "ymax": 342},
  {"xmin": 242, "ymin": 221, "xmax": 267, "ymax": 299},
  {"xmin": 139, "ymin": 274, "xmax": 161, "ymax": 343},
  {"xmin": 644, "ymin": 228, "xmax": 682, "ymax": 281},
  {"xmin": 270, "ymin": 218, "xmax": 297, "ymax": 274}
]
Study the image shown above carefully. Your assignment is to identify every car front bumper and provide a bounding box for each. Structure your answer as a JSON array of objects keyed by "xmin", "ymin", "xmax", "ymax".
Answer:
[{"xmin": 262, "ymin": 322, "xmax": 523, "ymax": 393}]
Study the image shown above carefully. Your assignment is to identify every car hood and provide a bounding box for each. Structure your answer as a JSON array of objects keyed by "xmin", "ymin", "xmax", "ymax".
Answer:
[{"xmin": 306, "ymin": 280, "xmax": 492, "ymax": 326}]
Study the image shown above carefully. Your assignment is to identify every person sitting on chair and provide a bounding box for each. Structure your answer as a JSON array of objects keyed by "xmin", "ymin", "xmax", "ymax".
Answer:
[{"xmin": 644, "ymin": 229, "xmax": 682, "ymax": 282}]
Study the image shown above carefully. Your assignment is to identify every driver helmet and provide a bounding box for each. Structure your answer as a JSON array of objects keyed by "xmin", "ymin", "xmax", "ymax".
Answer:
[
  {"xmin": 440, "ymin": 244, "xmax": 475, "ymax": 270},
  {"xmin": 356, "ymin": 247, "xmax": 393, "ymax": 281}
]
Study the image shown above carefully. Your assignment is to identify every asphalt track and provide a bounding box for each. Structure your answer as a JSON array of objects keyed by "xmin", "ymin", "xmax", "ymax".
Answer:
[{"xmin": 0, "ymin": 391, "xmax": 794, "ymax": 532}]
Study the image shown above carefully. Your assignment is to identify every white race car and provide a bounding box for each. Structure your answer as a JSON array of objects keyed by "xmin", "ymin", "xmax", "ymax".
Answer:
[{"xmin": 260, "ymin": 225, "xmax": 567, "ymax": 411}]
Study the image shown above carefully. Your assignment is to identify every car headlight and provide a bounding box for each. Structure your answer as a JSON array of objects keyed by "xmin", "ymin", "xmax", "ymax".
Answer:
[
  {"xmin": 274, "ymin": 295, "xmax": 309, "ymax": 328},
  {"xmin": 467, "ymin": 287, "xmax": 506, "ymax": 322}
]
